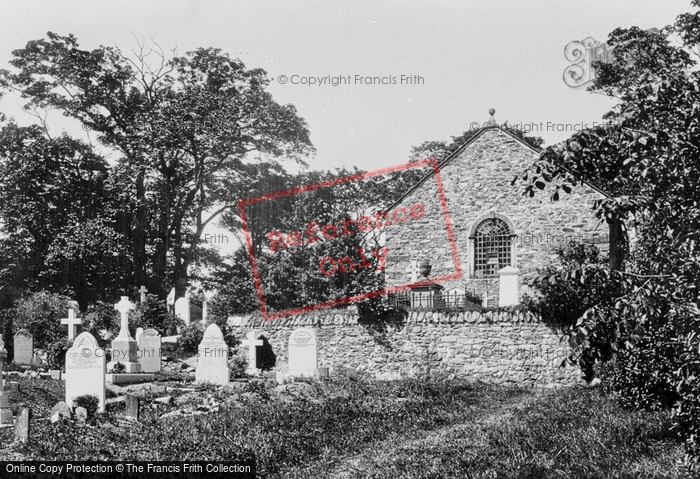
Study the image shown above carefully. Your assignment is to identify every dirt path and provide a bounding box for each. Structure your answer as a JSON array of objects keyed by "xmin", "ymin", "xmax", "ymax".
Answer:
[{"xmin": 279, "ymin": 388, "xmax": 546, "ymax": 479}]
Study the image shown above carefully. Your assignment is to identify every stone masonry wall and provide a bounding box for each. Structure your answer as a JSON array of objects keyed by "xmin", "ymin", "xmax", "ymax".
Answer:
[
  {"xmin": 229, "ymin": 309, "xmax": 584, "ymax": 387},
  {"xmin": 383, "ymin": 126, "xmax": 608, "ymax": 303}
]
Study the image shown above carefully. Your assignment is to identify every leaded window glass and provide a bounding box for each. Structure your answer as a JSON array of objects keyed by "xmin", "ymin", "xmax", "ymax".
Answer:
[{"xmin": 474, "ymin": 218, "xmax": 511, "ymax": 277}]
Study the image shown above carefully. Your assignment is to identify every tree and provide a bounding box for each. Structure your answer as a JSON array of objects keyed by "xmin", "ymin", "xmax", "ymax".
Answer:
[
  {"xmin": 0, "ymin": 33, "xmax": 314, "ymax": 301},
  {"xmin": 517, "ymin": 2, "xmax": 700, "ymax": 466},
  {"xmin": 0, "ymin": 122, "xmax": 127, "ymax": 305}
]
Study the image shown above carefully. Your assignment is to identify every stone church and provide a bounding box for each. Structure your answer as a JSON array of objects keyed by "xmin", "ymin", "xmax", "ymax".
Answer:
[{"xmin": 383, "ymin": 111, "xmax": 610, "ymax": 307}]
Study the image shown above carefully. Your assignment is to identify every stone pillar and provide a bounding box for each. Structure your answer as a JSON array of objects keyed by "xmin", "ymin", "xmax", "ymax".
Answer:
[{"xmin": 498, "ymin": 266, "xmax": 520, "ymax": 307}]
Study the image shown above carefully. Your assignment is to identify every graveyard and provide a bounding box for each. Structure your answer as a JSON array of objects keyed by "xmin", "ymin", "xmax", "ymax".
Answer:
[
  {"xmin": 1, "ymin": 2, "xmax": 700, "ymax": 476},
  {"xmin": 0, "ymin": 291, "xmax": 688, "ymax": 477}
]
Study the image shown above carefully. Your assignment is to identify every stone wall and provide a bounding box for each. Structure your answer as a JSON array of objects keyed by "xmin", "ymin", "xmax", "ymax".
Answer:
[
  {"xmin": 383, "ymin": 125, "xmax": 608, "ymax": 304},
  {"xmin": 229, "ymin": 309, "xmax": 584, "ymax": 387}
]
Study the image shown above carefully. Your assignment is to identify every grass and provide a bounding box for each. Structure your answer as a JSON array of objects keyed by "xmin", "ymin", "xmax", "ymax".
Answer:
[{"xmin": 0, "ymin": 376, "xmax": 687, "ymax": 478}]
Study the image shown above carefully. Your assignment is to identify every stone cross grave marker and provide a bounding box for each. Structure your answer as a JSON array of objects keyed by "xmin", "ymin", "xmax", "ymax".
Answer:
[
  {"xmin": 65, "ymin": 331, "xmax": 106, "ymax": 412},
  {"xmin": 195, "ymin": 324, "xmax": 229, "ymax": 385},
  {"xmin": 241, "ymin": 331, "xmax": 263, "ymax": 375},
  {"xmin": 174, "ymin": 297, "xmax": 191, "ymax": 326},
  {"xmin": 61, "ymin": 308, "xmax": 81, "ymax": 342},
  {"xmin": 13, "ymin": 329, "xmax": 33, "ymax": 365},
  {"xmin": 139, "ymin": 285, "xmax": 148, "ymax": 303},
  {"xmin": 138, "ymin": 328, "xmax": 162, "ymax": 373},
  {"xmin": 109, "ymin": 296, "xmax": 140, "ymax": 373},
  {"xmin": 288, "ymin": 328, "xmax": 318, "ymax": 377}
]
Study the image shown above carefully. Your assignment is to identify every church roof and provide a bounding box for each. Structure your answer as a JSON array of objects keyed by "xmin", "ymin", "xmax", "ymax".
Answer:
[{"xmin": 387, "ymin": 112, "xmax": 610, "ymax": 212}]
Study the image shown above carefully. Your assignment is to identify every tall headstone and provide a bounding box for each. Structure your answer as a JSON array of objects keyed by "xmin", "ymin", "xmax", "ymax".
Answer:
[
  {"xmin": 0, "ymin": 336, "xmax": 13, "ymax": 426},
  {"xmin": 195, "ymin": 324, "xmax": 229, "ymax": 385},
  {"xmin": 498, "ymin": 266, "xmax": 520, "ymax": 307},
  {"xmin": 61, "ymin": 308, "xmax": 81, "ymax": 341},
  {"xmin": 108, "ymin": 296, "xmax": 140, "ymax": 373},
  {"xmin": 138, "ymin": 329, "xmax": 162, "ymax": 373},
  {"xmin": 288, "ymin": 328, "xmax": 318, "ymax": 378},
  {"xmin": 174, "ymin": 297, "xmax": 191, "ymax": 326},
  {"xmin": 13, "ymin": 330, "xmax": 34, "ymax": 365},
  {"xmin": 65, "ymin": 331, "xmax": 106, "ymax": 412},
  {"xmin": 202, "ymin": 291, "xmax": 215, "ymax": 322},
  {"xmin": 166, "ymin": 288, "xmax": 176, "ymax": 314},
  {"xmin": 241, "ymin": 331, "xmax": 263, "ymax": 375},
  {"xmin": 14, "ymin": 407, "xmax": 30, "ymax": 443}
]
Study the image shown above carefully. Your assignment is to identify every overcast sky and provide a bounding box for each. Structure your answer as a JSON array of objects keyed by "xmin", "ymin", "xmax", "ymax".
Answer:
[{"xmin": 0, "ymin": 0, "xmax": 691, "ymax": 174}]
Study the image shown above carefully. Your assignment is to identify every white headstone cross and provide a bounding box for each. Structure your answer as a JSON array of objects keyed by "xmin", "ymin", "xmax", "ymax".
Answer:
[
  {"xmin": 139, "ymin": 286, "xmax": 148, "ymax": 303},
  {"xmin": 114, "ymin": 296, "xmax": 135, "ymax": 339},
  {"xmin": 405, "ymin": 260, "xmax": 418, "ymax": 283},
  {"xmin": 241, "ymin": 331, "xmax": 263, "ymax": 374},
  {"xmin": 61, "ymin": 308, "xmax": 81, "ymax": 341}
]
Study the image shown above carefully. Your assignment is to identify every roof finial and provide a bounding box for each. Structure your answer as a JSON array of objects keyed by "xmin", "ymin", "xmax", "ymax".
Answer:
[{"xmin": 487, "ymin": 108, "xmax": 496, "ymax": 125}]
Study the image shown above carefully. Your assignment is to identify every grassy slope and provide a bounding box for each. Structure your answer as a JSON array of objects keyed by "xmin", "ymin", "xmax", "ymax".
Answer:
[{"xmin": 0, "ymin": 377, "xmax": 686, "ymax": 478}]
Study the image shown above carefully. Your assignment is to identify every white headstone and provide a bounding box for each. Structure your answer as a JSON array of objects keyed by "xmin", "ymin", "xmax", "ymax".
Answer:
[
  {"xmin": 138, "ymin": 329, "xmax": 161, "ymax": 373},
  {"xmin": 61, "ymin": 308, "xmax": 81, "ymax": 341},
  {"xmin": 195, "ymin": 324, "xmax": 229, "ymax": 385},
  {"xmin": 241, "ymin": 331, "xmax": 263, "ymax": 375},
  {"xmin": 135, "ymin": 327, "xmax": 144, "ymax": 342},
  {"xmin": 202, "ymin": 291, "xmax": 215, "ymax": 322},
  {"xmin": 114, "ymin": 296, "xmax": 135, "ymax": 339},
  {"xmin": 65, "ymin": 332, "xmax": 106, "ymax": 412},
  {"xmin": 498, "ymin": 266, "xmax": 520, "ymax": 307},
  {"xmin": 166, "ymin": 288, "xmax": 175, "ymax": 313},
  {"xmin": 175, "ymin": 297, "xmax": 191, "ymax": 326},
  {"xmin": 288, "ymin": 328, "xmax": 318, "ymax": 377}
]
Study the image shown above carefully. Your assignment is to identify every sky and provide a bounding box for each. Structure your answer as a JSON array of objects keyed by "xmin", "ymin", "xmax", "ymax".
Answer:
[{"xmin": 0, "ymin": 0, "xmax": 693, "ymax": 175}]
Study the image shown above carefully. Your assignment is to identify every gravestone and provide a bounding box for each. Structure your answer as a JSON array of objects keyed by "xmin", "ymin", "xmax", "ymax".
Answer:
[
  {"xmin": 135, "ymin": 327, "xmax": 144, "ymax": 342},
  {"xmin": 195, "ymin": 324, "xmax": 229, "ymax": 385},
  {"xmin": 125, "ymin": 395, "xmax": 139, "ymax": 419},
  {"xmin": 241, "ymin": 331, "xmax": 263, "ymax": 375},
  {"xmin": 108, "ymin": 296, "xmax": 140, "ymax": 373},
  {"xmin": 14, "ymin": 408, "xmax": 29, "ymax": 443},
  {"xmin": 139, "ymin": 285, "xmax": 148, "ymax": 303},
  {"xmin": 288, "ymin": 328, "xmax": 318, "ymax": 377},
  {"xmin": 174, "ymin": 297, "xmax": 191, "ymax": 326},
  {"xmin": 13, "ymin": 330, "xmax": 33, "ymax": 365},
  {"xmin": 50, "ymin": 401, "xmax": 72, "ymax": 422},
  {"xmin": 138, "ymin": 329, "xmax": 162, "ymax": 373},
  {"xmin": 65, "ymin": 332, "xmax": 106, "ymax": 412},
  {"xmin": 0, "ymin": 336, "xmax": 13, "ymax": 426},
  {"xmin": 166, "ymin": 287, "xmax": 176, "ymax": 314},
  {"xmin": 30, "ymin": 354, "xmax": 42, "ymax": 368},
  {"xmin": 202, "ymin": 291, "xmax": 215, "ymax": 322},
  {"xmin": 61, "ymin": 308, "xmax": 81, "ymax": 341}
]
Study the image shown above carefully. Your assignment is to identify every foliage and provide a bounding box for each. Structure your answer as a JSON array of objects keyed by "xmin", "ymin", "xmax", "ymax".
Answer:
[
  {"xmin": 228, "ymin": 351, "xmax": 248, "ymax": 379},
  {"xmin": 516, "ymin": 3, "xmax": 700, "ymax": 465},
  {"xmin": 12, "ymin": 291, "xmax": 75, "ymax": 349},
  {"xmin": 0, "ymin": 379, "xmax": 686, "ymax": 477},
  {"xmin": 109, "ymin": 362, "xmax": 125, "ymax": 374},
  {"xmin": 0, "ymin": 33, "xmax": 314, "ymax": 300},
  {"xmin": 128, "ymin": 294, "xmax": 183, "ymax": 337},
  {"xmin": 81, "ymin": 301, "xmax": 118, "ymax": 346},
  {"xmin": 178, "ymin": 322, "xmax": 204, "ymax": 356},
  {"xmin": 45, "ymin": 338, "xmax": 72, "ymax": 370},
  {"xmin": 73, "ymin": 394, "xmax": 100, "ymax": 417}
]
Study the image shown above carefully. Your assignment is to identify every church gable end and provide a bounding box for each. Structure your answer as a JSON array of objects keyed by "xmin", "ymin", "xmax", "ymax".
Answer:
[{"xmin": 384, "ymin": 122, "xmax": 607, "ymax": 306}]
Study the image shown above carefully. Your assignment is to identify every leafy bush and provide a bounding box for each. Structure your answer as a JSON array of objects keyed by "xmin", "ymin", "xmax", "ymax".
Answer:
[
  {"xmin": 229, "ymin": 351, "xmax": 248, "ymax": 379},
  {"xmin": 12, "ymin": 291, "xmax": 76, "ymax": 348},
  {"xmin": 110, "ymin": 362, "xmax": 125, "ymax": 373},
  {"xmin": 45, "ymin": 338, "xmax": 72, "ymax": 370},
  {"xmin": 82, "ymin": 301, "xmax": 118, "ymax": 346},
  {"xmin": 128, "ymin": 294, "xmax": 183, "ymax": 336},
  {"xmin": 178, "ymin": 322, "xmax": 204, "ymax": 356}
]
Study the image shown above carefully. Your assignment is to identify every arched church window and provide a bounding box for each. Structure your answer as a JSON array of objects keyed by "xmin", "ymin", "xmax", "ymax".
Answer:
[{"xmin": 474, "ymin": 218, "xmax": 512, "ymax": 278}]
